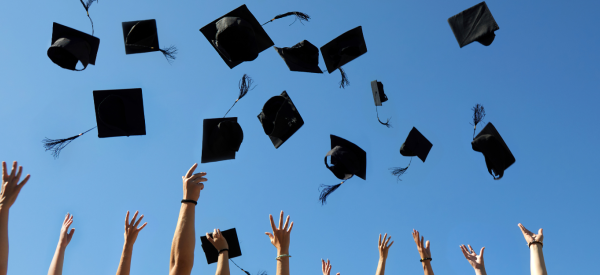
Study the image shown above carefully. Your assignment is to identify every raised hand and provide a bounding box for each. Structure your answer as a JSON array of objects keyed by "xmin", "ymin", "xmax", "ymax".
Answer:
[
  {"xmin": 182, "ymin": 163, "xmax": 207, "ymax": 201},
  {"xmin": 265, "ymin": 211, "xmax": 294, "ymax": 255},
  {"xmin": 460, "ymin": 245, "xmax": 485, "ymax": 271},
  {"xmin": 58, "ymin": 213, "xmax": 75, "ymax": 249},
  {"xmin": 412, "ymin": 229, "xmax": 431, "ymax": 259},
  {"xmin": 321, "ymin": 259, "xmax": 339, "ymax": 275},
  {"xmin": 206, "ymin": 229, "xmax": 229, "ymax": 251},
  {"xmin": 0, "ymin": 161, "xmax": 30, "ymax": 209},
  {"xmin": 518, "ymin": 223, "xmax": 544, "ymax": 246},
  {"xmin": 124, "ymin": 211, "xmax": 147, "ymax": 246},
  {"xmin": 378, "ymin": 233, "xmax": 394, "ymax": 260}
]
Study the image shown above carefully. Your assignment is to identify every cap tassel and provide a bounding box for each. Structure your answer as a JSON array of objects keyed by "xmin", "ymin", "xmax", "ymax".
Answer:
[
  {"xmin": 319, "ymin": 178, "xmax": 350, "ymax": 205},
  {"xmin": 79, "ymin": 0, "xmax": 98, "ymax": 35},
  {"xmin": 42, "ymin": 127, "xmax": 96, "ymax": 159},
  {"xmin": 224, "ymin": 74, "xmax": 255, "ymax": 117},
  {"xmin": 376, "ymin": 106, "xmax": 392, "ymax": 128},
  {"xmin": 339, "ymin": 67, "xmax": 350, "ymax": 89},
  {"xmin": 262, "ymin": 11, "xmax": 310, "ymax": 26},
  {"xmin": 230, "ymin": 259, "xmax": 262, "ymax": 275},
  {"xmin": 470, "ymin": 104, "xmax": 486, "ymax": 139},
  {"xmin": 158, "ymin": 45, "xmax": 178, "ymax": 64},
  {"xmin": 389, "ymin": 158, "xmax": 411, "ymax": 181}
]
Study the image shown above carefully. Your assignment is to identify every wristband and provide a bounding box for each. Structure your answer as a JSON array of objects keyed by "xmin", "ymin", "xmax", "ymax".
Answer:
[
  {"xmin": 528, "ymin": 241, "xmax": 543, "ymax": 248},
  {"xmin": 219, "ymin": 248, "xmax": 229, "ymax": 254},
  {"xmin": 276, "ymin": 254, "xmax": 292, "ymax": 260},
  {"xmin": 420, "ymin": 258, "xmax": 432, "ymax": 262},
  {"xmin": 181, "ymin": 199, "xmax": 197, "ymax": 205}
]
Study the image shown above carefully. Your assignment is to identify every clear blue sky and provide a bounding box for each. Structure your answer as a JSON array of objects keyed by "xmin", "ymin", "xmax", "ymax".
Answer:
[{"xmin": 1, "ymin": 0, "xmax": 599, "ymax": 274}]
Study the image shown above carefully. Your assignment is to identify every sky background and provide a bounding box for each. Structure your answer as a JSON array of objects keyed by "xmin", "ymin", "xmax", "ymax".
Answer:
[{"xmin": 0, "ymin": 0, "xmax": 599, "ymax": 274}]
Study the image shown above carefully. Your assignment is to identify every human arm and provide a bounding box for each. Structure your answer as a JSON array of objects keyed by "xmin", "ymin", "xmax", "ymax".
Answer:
[
  {"xmin": 265, "ymin": 211, "xmax": 294, "ymax": 275},
  {"xmin": 169, "ymin": 163, "xmax": 207, "ymax": 275},
  {"xmin": 206, "ymin": 229, "xmax": 230, "ymax": 275},
  {"xmin": 48, "ymin": 214, "xmax": 75, "ymax": 275},
  {"xmin": 518, "ymin": 223, "xmax": 547, "ymax": 275},
  {"xmin": 412, "ymin": 229, "xmax": 433, "ymax": 275},
  {"xmin": 460, "ymin": 244, "xmax": 486, "ymax": 275},
  {"xmin": 116, "ymin": 211, "xmax": 147, "ymax": 275},
  {"xmin": 376, "ymin": 234, "xmax": 393, "ymax": 275},
  {"xmin": 322, "ymin": 259, "xmax": 339, "ymax": 275},
  {"xmin": 0, "ymin": 161, "xmax": 30, "ymax": 275}
]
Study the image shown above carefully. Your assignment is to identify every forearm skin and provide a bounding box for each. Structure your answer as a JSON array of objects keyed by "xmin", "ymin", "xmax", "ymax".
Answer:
[{"xmin": 170, "ymin": 203, "xmax": 196, "ymax": 275}]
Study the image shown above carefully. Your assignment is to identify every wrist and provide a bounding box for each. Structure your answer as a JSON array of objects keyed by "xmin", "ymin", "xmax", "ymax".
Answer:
[
  {"xmin": 0, "ymin": 206, "xmax": 9, "ymax": 215},
  {"xmin": 474, "ymin": 269, "xmax": 487, "ymax": 275},
  {"xmin": 277, "ymin": 248, "xmax": 290, "ymax": 255},
  {"xmin": 123, "ymin": 241, "xmax": 135, "ymax": 250}
]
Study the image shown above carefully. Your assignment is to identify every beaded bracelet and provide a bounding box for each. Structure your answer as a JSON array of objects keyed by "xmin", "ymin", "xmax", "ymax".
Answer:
[
  {"xmin": 276, "ymin": 254, "xmax": 292, "ymax": 260},
  {"xmin": 420, "ymin": 258, "xmax": 432, "ymax": 262},
  {"xmin": 528, "ymin": 241, "xmax": 543, "ymax": 248}
]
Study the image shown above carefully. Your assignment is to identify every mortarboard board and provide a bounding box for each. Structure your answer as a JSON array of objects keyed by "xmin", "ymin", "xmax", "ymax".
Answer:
[
  {"xmin": 122, "ymin": 19, "xmax": 177, "ymax": 63},
  {"xmin": 258, "ymin": 91, "xmax": 304, "ymax": 149},
  {"xmin": 472, "ymin": 122, "xmax": 515, "ymax": 180},
  {"xmin": 274, "ymin": 40, "xmax": 323, "ymax": 74},
  {"xmin": 200, "ymin": 228, "xmax": 242, "ymax": 264},
  {"xmin": 47, "ymin": 22, "xmax": 100, "ymax": 71},
  {"xmin": 370, "ymin": 80, "xmax": 391, "ymax": 127},
  {"xmin": 321, "ymin": 26, "xmax": 367, "ymax": 88},
  {"xmin": 448, "ymin": 1, "xmax": 499, "ymax": 48},
  {"xmin": 391, "ymin": 127, "xmax": 433, "ymax": 180},
  {"xmin": 319, "ymin": 135, "xmax": 367, "ymax": 204},
  {"xmin": 201, "ymin": 118, "xmax": 244, "ymax": 164},
  {"xmin": 200, "ymin": 5, "xmax": 274, "ymax": 69}
]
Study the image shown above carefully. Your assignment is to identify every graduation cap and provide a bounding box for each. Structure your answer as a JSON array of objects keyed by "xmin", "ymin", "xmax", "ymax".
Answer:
[
  {"xmin": 122, "ymin": 19, "xmax": 178, "ymax": 63},
  {"xmin": 47, "ymin": 22, "xmax": 100, "ymax": 71},
  {"xmin": 274, "ymin": 40, "xmax": 323, "ymax": 74},
  {"xmin": 200, "ymin": 228, "xmax": 265, "ymax": 275},
  {"xmin": 258, "ymin": 91, "xmax": 304, "ymax": 149},
  {"xmin": 79, "ymin": 0, "xmax": 99, "ymax": 35},
  {"xmin": 319, "ymin": 135, "xmax": 367, "ymax": 204},
  {"xmin": 448, "ymin": 1, "xmax": 499, "ymax": 48},
  {"xmin": 321, "ymin": 26, "xmax": 367, "ymax": 89},
  {"xmin": 472, "ymin": 122, "xmax": 515, "ymax": 180},
  {"xmin": 42, "ymin": 88, "xmax": 146, "ymax": 158},
  {"xmin": 390, "ymin": 127, "xmax": 432, "ymax": 180},
  {"xmin": 371, "ymin": 80, "xmax": 391, "ymax": 127}
]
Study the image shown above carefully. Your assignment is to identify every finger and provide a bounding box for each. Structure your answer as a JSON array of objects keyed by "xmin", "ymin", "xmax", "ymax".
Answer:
[
  {"xmin": 213, "ymin": 228, "xmax": 217, "ymax": 237},
  {"xmin": 134, "ymin": 215, "xmax": 144, "ymax": 228},
  {"xmin": 17, "ymin": 175, "xmax": 30, "ymax": 191},
  {"xmin": 336, "ymin": 273, "xmax": 340, "ymax": 275},
  {"xmin": 460, "ymin": 245, "xmax": 470, "ymax": 259},
  {"xmin": 14, "ymin": 166, "xmax": 22, "ymax": 183},
  {"xmin": 322, "ymin": 259, "xmax": 325, "ymax": 272},
  {"xmin": 538, "ymin": 228, "xmax": 543, "ymax": 236},
  {"xmin": 68, "ymin": 228, "xmax": 75, "ymax": 239},
  {"xmin": 518, "ymin": 223, "xmax": 529, "ymax": 234},
  {"xmin": 265, "ymin": 232, "xmax": 274, "ymax": 240},
  {"xmin": 9, "ymin": 162, "xmax": 16, "ymax": 178},
  {"xmin": 130, "ymin": 211, "xmax": 139, "ymax": 226},
  {"xmin": 138, "ymin": 222, "xmax": 148, "ymax": 231},
  {"xmin": 426, "ymin": 240, "xmax": 430, "ymax": 250},
  {"xmin": 278, "ymin": 211, "xmax": 283, "ymax": 229},
  {"xmin": 386, "ymin": 236, "xmax": 392, "ymax": 246},
  {"xmin": 283, "ymin": 215, "xmax": 290, "ymax": 230},
  {"xmin": 387, "ymin": 240, "xmax": 394, "ymax": 248},
  {"xmin": 468, "ymin": 244, "xmax": 474, "ymax": 253},
  {"xmin": 185, "ymin": 163, "xmax": 198, "ymax": 178},
  {"xmin": 2, "ymin": 162, "xmax": 7, "ymax": 179},
  {"xmin": 421, "ymin": 236, "xmax": 424, "ymax": 248},
  {"xmin": 125, "ymin": 211, "xmax": 130, "ymax": 227},
  {"xmin": 287, "ymin": 221, "xmax": 294, "ymax": 233},
  {"xmin": 206, "ymin": 232, "xmax": 213, "ymax": 241},
  {"xmin": 383, "ymin": 233, "xmax": 387, "ymax": 245},
  {"xmin": 480, "ymin": 246, "xmax": 485, "ymax": 257},
  {"xmin": 269, "ymin": 214, "xmax": 276, "ymax": 232},
  {"xmin": 64, "ymin": 213, "xmax": 70, "ymax": 223},
  {"xmin": 188, "ymin": 173, "xmax": 207, "ymax": 182},
  {"xmin": 378, "ymin": 234, "xmax": 382, "ymax": 246}
]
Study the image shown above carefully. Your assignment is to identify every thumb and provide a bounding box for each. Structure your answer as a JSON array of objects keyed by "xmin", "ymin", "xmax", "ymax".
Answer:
[
  {"xmin": 206, "ymin": 233, "xmax": 213, "ymax": 241},
  {"xmin": 538, "ymin": 228, "xmax": 543, "ymax": 235},
  {"xmin": 265, "ymin": 232, "xmax": 274, "ymax": 239},
  {"xmin": 480, "ymin": 247, "xmax": 485, "ymax": 257}
]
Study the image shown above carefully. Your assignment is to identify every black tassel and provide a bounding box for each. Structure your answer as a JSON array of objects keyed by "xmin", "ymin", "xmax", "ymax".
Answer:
[
  {"xmin": 390, "ymin": 158, "xmax": 411, "ymax": 181},
  {"xmin": 159, "ymin": 45, "xmax": 178, "ymax": 64},
  {"xmin": 319, "ymin": 182, "xmax": 344, "ymax": 205},
  {"xmin": 339, "ymin": 68, "xmax": 350, "ymax": 89},
  {"xmin": 224, "ymin": 74, "xmax": 255, "ymax": 117},
  {"xmin": 262, "ymin": 11, "xmax": 310, "ymax": 26},
  {"xmin": 257, "ymin": 271, "xmax": 268, "ymax": 275},
  {"xmin": 42, "ymin": 127, "xmax": 96, "ymax": 159},
  {"xmin": 376, "ymin": 106, "xmax": 392, "ymax": 128},
  {"xmin": 79, "ymin": 0, "xmax": 98, "ymax": 35},
  {"xmin": 230, "ymin": 259, "xmax": 251, "ymax": 275},
  {"xmin": 470, "ymin": 104, "xmax": 486, "ymax": 139}
]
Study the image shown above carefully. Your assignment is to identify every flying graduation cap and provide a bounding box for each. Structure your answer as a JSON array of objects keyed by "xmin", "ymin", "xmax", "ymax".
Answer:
[
  {"xmin": 371, "ymin": 80, "xmax": 392, "ymax": 127},
  {"xmin": 448, "ymin": 1, "xmax": 499, "ymax": 48},
  {"xmin": 122, "ymin": 19, "xmax": 178, "ymax": 63},
  {"xmin": 201, "ymin": 75, "xmax": 255, "ymax": 163},
  {"xmin": 42, "ymin": 88, "xmax": 146, "ymax": 158},
  {"xmin": 319, "ymin": 135, "xmax": 367, "ymax": 205},
  {"xmin": 321, "ymin": 26, "xmax": 367, "ymax": 89},
  {"xmin": 47, "ymin": 22, "xmax": 100, "ymax": 71},
  {"xmin": 471, "ymin": 121, "xmax": 515, "ymax": 180},
  {"xmin": 257, "ymin": 91, "xmax": 304, "ymax": 149},
  {"xmin": 274, "ymin": 40, "xmax": 323, "ymax": 74},
  {"xmin": 390, "ymin": 127, "xmax": 433, "ymax": 181},
  {"xmin": 200, "ymin": 228, "xmax": 266, "ymax": 275}
]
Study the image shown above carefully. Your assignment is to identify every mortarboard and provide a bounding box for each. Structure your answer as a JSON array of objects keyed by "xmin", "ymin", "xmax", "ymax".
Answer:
[
  {"xmin": 472, "ymin": 122, "xmax": 515, "ymax": 180},
  {"xmin": 274, "ymin": 40, "xmax": 323, "ymax": 74},
  {"xmin": 319, "ymin": 135, "xmax": 367, "ymax": 204},
  {"xmin": 258, "ymin": 91, "xmax": 304, "ymax": 149},
  {"xmin": 321, "ymin": 26, "xmax": 367, "ymax": 88},
  {"xmin": 42, "ymin": 88, "xmax": 146, "ymax": 158},
  {"xmin": 370, "ymin": 80, "xmax": 391, "ymax": 127},
  {"xmin": 448, "ymin": 1, "xmax": 499, "ymax": 48},
  {"xmin": 47, "ymin": 22, "xmax": 100, "ymax": 71},
  {"xmin": 201, "ymin": 118, "xmax": 244, "ymax": 164},
  {"xmin": 122, "ymin": 19, "xmax": 178, "ymax": 63},
  {"xmin": 200, "ymin": 228, "xmax": 242, "ymax": 264},
  {"xmin": 391, "ymin": 127, "xmax": 433, "ymax": 180}
]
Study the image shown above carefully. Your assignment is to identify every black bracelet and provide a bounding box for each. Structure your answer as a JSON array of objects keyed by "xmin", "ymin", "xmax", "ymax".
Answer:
[
  {"xmin": 528, "ymin": 241, "xmax": 543, "ymax": 248},
  {"xmin": 181, "ymin": 199, "xmax": 197, "ymax": 205},
  {"xmin": 420, "ymin": 258, "xmax": 432, "ymax": 262},
  {"xmin": 219, "ymin": 248, "xmax": 229, "ymax": 254}
]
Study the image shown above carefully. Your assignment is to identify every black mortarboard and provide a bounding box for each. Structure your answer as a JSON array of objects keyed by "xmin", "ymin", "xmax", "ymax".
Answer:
[
  {"xmin": 200, "ymin": 5, "xmax": 274, "ymax": 69},
  {"xmin": 258, "ymin": 91, "xmax": 304, "ymax": 149},
  {"xmin": 391, "ymin": 127, "xmax": 433, "ymax": 180},
  {"xmin": 201, "ymin": 118, "xmax": 244, "ymax": 163},
  {"xmin": 93, "ymin": 88, "xmax": 147, "ymax": 138},
  {"xmin": 122, "ymin": 19, "xmax": 177, "ymax": 63},
  {"xmin": 319, "ymin": 135, "xmax": 367, "ymax": 204},
  {"xmin": 448, "ymin": 1, "xmax": 499, "ymax": 48},
  {"xmin": 274, "ymin": 40, "xmax": 322, "ymax": 74},
  {"xmin": 200, "ymin": 228, "xmax": 242, "ymax": 264},
  {"xmin": 371, "ymin": 80, "xmax": 391, "ymax": 127},
  {"xmin": 321, "ymin": 26, "xmax": 367, "ymax": 88},
  {"xmin": 47, "ymin": 22, "xmax": 100, "ymax": 71},
  {"xmin": 472, "ymin": 122, "xmax": 515, "ymax": 180}
]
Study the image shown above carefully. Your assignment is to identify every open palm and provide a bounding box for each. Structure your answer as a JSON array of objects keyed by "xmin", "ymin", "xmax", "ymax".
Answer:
[
  {"xmin": 460, "ymin": 244, "xmax": 485, "ymax": 270},
  {"xmin": 518, "ymin": 223, "xmax": 544, "ymax": 244}
]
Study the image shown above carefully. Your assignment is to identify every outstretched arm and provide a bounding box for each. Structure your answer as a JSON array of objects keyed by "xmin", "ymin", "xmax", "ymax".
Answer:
[
  {"xmin": 116, "ymin": 211, "xmax": 147, "ymax": 275},
  {"xmin": 206, "ymin": 229, "xmax": 230, "ymax": 275},
  {"xmin": 460, "ymin": 244, "xmax": 486, "ymax": 275},
  {"xmin": 518, "ymin": 223, "xmax": 547, "ymax": 275},
  {"xmin": 0, "ymin": 161, "xmax": 30, "ymax": 275},
  {"xmin": 412, "ymin": 229, "xmax": 433, "ymax": 275},
  {"xmin": 48, "ymin": 214, "xmax": 75, "ymax": 275},
  {"xmin": 265, "ymin": 211, "xmax": 294, "ymax": 275},
  {"xmin": 169, "ymin": 163, "xmax": 207, "ymax": 275},
  {"xmin": 376, "ymin": 234, "xmax": 393, "ymax": 275}
]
